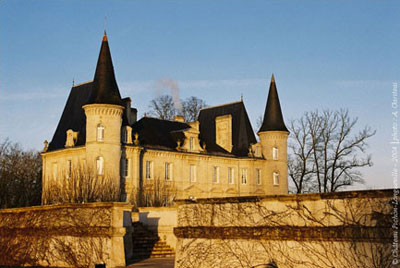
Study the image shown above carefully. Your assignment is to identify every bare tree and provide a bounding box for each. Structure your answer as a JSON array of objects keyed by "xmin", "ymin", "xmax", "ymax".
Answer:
[
  {"xmin": 148, "ymin": 95, "xmax": 176, "ymax": 120},
  {"xmin": 181, "ymin": 96, "xmax": 207, "ymax": 122},
  {"xmin": 0, "ymin": 205, "xmax": 113, "ymax": 268},
  {"xmin": 148, "ymin": 95, "xmax": 207, "ymax": 122},
  {"xmin": 175, "ymin": 194, "xmax": 392, "ymax": 268},
  {"xmin": 42, "ymin": 166, "xmax": 120, "ymax": 205},
  {"xmin": 0, "ymin": 139, "xmax": 42, "ymax": 208},
  {"xmin": 288, "ymin": 109, "xmax": 375, "ymax": 193},
  {"xmin": 129, "ymin": 177, "xmax": 177, "ymax": 207}
]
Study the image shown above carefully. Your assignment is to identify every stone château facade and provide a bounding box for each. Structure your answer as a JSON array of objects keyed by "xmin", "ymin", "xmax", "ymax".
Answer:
[{"xmin": 41, "ymin": 33, "xmax": 289, "ymax": 204}]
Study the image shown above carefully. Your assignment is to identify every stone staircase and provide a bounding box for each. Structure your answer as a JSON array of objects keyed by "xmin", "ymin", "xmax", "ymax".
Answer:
[{"xmin": 131, "ymin": 222, "xmax": 175, "ymax": 261}]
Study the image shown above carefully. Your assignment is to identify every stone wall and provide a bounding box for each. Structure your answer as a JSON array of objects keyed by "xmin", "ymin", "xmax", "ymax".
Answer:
[
  {"xmin": 174, "ymin": 189, "xmax": 394, "ymax": 268},
  {"xmin": 133, "ymin": 206, "xmax": 177, "ymax": 249},
  {"xmin": 0, "ymin": 202, "xmax": 133, "ymax": 268}
]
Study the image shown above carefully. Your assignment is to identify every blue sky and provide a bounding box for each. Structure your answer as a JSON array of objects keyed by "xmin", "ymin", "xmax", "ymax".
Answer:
[{"xmin": 0, "ymin": 0, "xmax": 398, "ymax": 189}]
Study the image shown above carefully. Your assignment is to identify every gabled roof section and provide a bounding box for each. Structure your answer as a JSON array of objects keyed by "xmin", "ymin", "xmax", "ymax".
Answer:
[
  {"xmin": 131, "ymin": 117, "xmax": 190, "ymax": 149},
  {"xmin": 259, "ymin": 74, "xmax": 288, "ymax": 133},
  {"xmin": 48, "ymin": 81, "xmax": 93, "ymax": 151},
  {"xmin": 198, "ymin": 101, "xmax": 257, "ymax": 156},
  {"xmin": 87, "ymin": 32, "xmax": 123, "ymax": 106}
]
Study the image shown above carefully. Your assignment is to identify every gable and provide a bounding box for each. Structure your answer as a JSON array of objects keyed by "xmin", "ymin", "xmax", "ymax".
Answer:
[{"xmin": 198, "ymin": 101, "xmax": 257, "ymax": 157}]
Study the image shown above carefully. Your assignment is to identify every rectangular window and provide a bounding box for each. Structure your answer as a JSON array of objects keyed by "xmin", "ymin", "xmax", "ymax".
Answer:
[
  {"xmin": 123, "ymin": 159, "xmax": 129, "ymax": 177},
  {"xmin": 228, "ymin": 167, "xmax": 234, "ymax": 184},
  {"xmin": 241, "ymin": 168, "xmax": 247, "ymax": 185},
  {"xmin": 145, "ymin": 161, "xmax": 152, "ymax": 179},
  {"xmin": 163, "ymin": 195, "xmax": 169, "ymax": 207},
  {"xmin": 273, "ymin": 147, "xmax": 278, "ymax": 160},
  {"xmin": 52, "ymin": 163, "xmax": 58, "ymax": 179},
  {"xmin": 67, "ymin": 160, "xmax": 72, "ymax": 178},
  {"xmin": 97, "ymin": 125, "xmax": 104, "ymax": 142},
  {"xmin": 123, "ymin": 129, "xmax": 128, "ymax": 143},
  {"xmin": 165, "ymin": 162, "xmax": 172, "ymax": 181},
  {"xmin": 190, "ymin": 165, "xmax": 196, "ymax": 182},
  {"xmin": 256, "ymin": 168, "xmax": 262, "ymax": 185},
  {"xmin": 212, "ymin": 166, "xmax": 220, "ymax": 183},
  {"xmin": 97, "ymin": 157, "xmax": 104, "ymax": 175},
  {"xmin": 190, "ymin": 137, "xmax": 194, "ymax": 151},
  {"xmin": 273, "ymin": 172, "xmax": 279, "ymax": 186}
]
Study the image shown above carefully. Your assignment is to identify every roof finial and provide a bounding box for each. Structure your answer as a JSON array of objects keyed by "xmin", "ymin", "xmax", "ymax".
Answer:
[
  {"xmin": 72, "ymin": 78, "xmax": 75, "ymax": 87},
  {"xmin": 103, "ymin": 15, "xmax": 108, "ymax": 41},
  {"xmin": 271, "ymin": 73, "xmax": 275, "ymax": 83},
  {"xmin": 104, "ymin": 14, "xmax": 107, "ymax": 32},
  {"xmin": 241, "ymin": 93, "xmax": 243, "ymax": 101}
]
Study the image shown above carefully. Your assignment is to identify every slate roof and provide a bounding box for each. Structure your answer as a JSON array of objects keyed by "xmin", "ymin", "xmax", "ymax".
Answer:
[
  {"xmin": 47, "ymin": 33, "xmax": 282, "ymax": 158},
  {"xmin": 130, "ymin": 117, "xmax": 190, "ymax": 149},
  {"xmin": 48, "ymin": 82, "xmax": 133, "ymax": 152},
  {"xmin": 48, "ymin": 82, "xmax": 93, "ymax": 151},
  {"xmin": 259, "ymin": 75, "xmax": 289, "ymax": 133},
  {"xmin": 86, "ymin": 32, "xmax": 123, "ymax": 106},
  {"xmin": 198, "ymin": 101, "xmax": 257, "ymax": 157}
]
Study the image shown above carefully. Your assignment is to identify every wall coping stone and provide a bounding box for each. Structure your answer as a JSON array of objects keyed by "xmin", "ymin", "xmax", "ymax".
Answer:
[{"xmin": 175, "ymin": 189, "xmax": 394, "ymax": 205}]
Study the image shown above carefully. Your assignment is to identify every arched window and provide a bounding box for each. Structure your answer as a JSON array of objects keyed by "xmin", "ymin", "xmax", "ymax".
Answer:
[
  {"xmin": 96, "ymin": 157, "xmax": 104, "ymax": 175},
  {"xmin": 97, "ymin": 124, "xmax": 104, "ymax": 141}
]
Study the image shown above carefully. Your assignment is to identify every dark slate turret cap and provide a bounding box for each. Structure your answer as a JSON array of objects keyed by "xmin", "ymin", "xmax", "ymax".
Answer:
[
  {"xmin": 258, "ymin": 74, "xmax": 289, "ymax": 133},
  {"xmin": 87, "ymin": 32, "xmax": 123, "ymax": 106}
]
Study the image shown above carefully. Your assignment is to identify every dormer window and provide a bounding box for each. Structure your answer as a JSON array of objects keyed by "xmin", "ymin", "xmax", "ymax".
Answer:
[
  {"xmin": 97, "ymin": 124, "xmax": 104, "ymax": 142},
  {"xmin": 272, "ymin": 147, "xmax": 278, "ymax": 160},
  {"xmin": 190, "ymin": 137, "xmax": 194, "ymax": 151},
  {"xmin": 97, "ymin": 157, "xmax": 104, "ymax": 175}
]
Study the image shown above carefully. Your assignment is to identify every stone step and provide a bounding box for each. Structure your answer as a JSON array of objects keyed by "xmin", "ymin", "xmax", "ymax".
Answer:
[
  {"xmin": 150, "ymin": 253, "xmax": 175, "ymax": 258},
  {"xmin": 131, "ymin": 221, "xmax": 175, "ymax": 258}
]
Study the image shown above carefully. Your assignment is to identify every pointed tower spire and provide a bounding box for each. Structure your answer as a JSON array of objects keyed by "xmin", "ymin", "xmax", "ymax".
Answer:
[
  {"xmin": 87, "ymin": 32, "xmax": 123, "ymax": 106},
  {"xmin": 258, "ymin": 74, "xmax": 288, "ymax": 133}
]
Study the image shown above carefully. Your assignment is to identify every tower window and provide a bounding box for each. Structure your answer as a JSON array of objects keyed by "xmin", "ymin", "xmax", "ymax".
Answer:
[
  {"xmin": 272, "ymin": 147, "xmax": 278, "ymax": 160},
  {"xmin": 190, "ymin": 165, "xmax": 196, "ymax": 182},
  {"xmin": 273, "ymin": 172, "xmax": 279, "ymax": 186},
  {"xmin": 165, "ymin": 162, "xmax": 172, "ymax": 181},
  {"xmin": 212, "ymin": 166, "xmax": 219, "ymax": 183},
  {"xmin": 241, "ymin": 168, "xmax": 247, "ymax": 185},
  {"xmin": 145, "ymin": 161, "xmax": 153, "ymax": 179},
  {"xmin": 256, "ymin": 168, "xmax": 262, "ymax": 185},
  {"xmin": 97, "ymin": 157, "xmax": 104, "ymax": 175},
  {"xmin": 97, "ymin": 124, "xmax": 104, "ymax": 141},
  {"xmin": 228, "ymin": 167, "xmax": 234, "ymax": 184}
]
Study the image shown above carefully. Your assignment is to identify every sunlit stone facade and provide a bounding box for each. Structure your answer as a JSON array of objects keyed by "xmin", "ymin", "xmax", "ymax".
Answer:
[{"xmin": 41, "ymin": 33, "xmax": 289, "ymax": 204}]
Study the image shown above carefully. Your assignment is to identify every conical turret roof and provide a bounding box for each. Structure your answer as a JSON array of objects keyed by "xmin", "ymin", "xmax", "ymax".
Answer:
[
  {"xmin": 258, "ymin": 74, "xmax": 288, "ymax": 133},
  {"xmin": 87, "ymin": 32, "xmax": 123, "ymax": 106}
]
